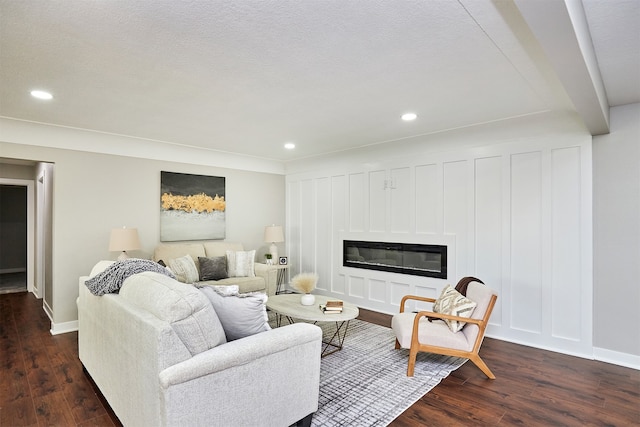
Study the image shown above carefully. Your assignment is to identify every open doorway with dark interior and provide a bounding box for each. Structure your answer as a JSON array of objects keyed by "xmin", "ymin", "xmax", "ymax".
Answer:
[{"xmin": 0, "ymin": 184, "xmax": 27, "ymax": 293}]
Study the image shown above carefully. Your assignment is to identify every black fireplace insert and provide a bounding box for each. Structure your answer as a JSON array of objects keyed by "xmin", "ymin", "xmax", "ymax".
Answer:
[{"xmin": 343, "ymin": 240, "xmax": 447, "ymax": 279}]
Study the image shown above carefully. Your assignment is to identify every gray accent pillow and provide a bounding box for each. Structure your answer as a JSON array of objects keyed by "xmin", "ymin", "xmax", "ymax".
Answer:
[
  {"xmin": 84, "ymin": 258, "xmax": 176, "ymax": 296},
  {"xmin": 199, "ymin": 287, "xmax": 271, "ymax": 341},
  {"xmin": 167, "ymin": 255, "xmax": 199, "ymax": 283},
  {"xmin": 198, "ymin": 256, "xmax": 228, "ymax": 281}
]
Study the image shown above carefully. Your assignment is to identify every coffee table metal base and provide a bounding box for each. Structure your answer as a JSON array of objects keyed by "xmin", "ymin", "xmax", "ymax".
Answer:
[{"xmin": 274, "ymin": 314, "xmax": 352, "ymax": 357}]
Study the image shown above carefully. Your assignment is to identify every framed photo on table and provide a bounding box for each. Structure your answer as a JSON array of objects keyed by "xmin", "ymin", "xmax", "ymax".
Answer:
[{"xmin": 279, "ymin": 256, "xmax": 288, "ymax": 265}]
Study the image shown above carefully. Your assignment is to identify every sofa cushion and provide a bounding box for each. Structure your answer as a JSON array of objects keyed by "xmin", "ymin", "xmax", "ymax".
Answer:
[
  {"xmin": 85, "ymin": 259, "xmax": 176, "ymax": 296},
  {"xmin": 226, "ymin": 250, "xmax": 256, "ymax": 277},
  {"xmin": 167, "ymin": 255, "xmax": 200, "ymax": 284},
  {"xmin": 198, "ymin": 256, "xmax": 228, "ymax": 281},
  {"xmin": 119, "ymin": 271, "xmax": 227, "ymax": 355},
  {"xmin": 433, "ymin": 284, "xmax": 477, "ymax": 332},
  {"xmin": 199, "ymin": 276, "xmax": 265, "ymax": 294},
  {"xmin": 199, "ymin": 286, "xmax": 271, "ymax": 341}
]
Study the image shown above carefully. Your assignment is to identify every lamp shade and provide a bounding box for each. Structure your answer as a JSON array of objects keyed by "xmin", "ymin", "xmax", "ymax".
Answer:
[
  {"xmin": 264, "ymin": 225, "xmax": 284, "ymax": 243},
  {"xmin": 109, "ymin": 227, "xmax": 141, "ymax": 252}
]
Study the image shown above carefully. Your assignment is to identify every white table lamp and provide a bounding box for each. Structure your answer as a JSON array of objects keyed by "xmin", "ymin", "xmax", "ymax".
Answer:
[
  {"xmin": 264, "ymin": 225, "xmax": 284, "ymax": 263},
  {"xmin": 109, "ymin": 227, "xmax": 141, "ymax": 260}
]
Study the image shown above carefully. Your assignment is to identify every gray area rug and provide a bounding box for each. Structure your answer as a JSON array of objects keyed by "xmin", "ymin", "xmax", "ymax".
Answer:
[{"xmin": 271, "ymin": 316, "xmax": 467, "ymax": 426}]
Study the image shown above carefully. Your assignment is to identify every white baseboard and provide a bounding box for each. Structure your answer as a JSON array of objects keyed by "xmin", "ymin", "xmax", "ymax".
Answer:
[
  {"xmin": 41, "ymin": 298, "xmax": 78, "ymax": 334},
  {"xmin": 50, "ymin": 320, "xmax": 78, "ymax": 335},
  {"xmin": 43, "ymin": 299, "xmax": 53, "ymax": 321},
  {"xmin": 594, "ymin": 347, "xmax": 640, "ymax": 370},
  {"xmin": 31, "ymin": 286, "xmax": 42, "ymax": 299}
]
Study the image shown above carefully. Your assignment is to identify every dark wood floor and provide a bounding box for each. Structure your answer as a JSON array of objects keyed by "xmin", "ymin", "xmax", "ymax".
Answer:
[{"xmin": 1, "ymin": 293, "xmax": 638, "ymax": 426}]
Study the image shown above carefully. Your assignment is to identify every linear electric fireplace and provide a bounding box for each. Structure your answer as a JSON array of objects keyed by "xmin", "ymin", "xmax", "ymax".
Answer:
[{"xmin": 343, "ymin": 240, "xmax": 447, "ymax": 279}]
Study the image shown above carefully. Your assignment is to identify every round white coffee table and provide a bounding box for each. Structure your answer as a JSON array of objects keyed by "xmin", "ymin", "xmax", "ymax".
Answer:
[{"xmin": 267, "ymin": 294, "xmax": 359, "ymax": 356}]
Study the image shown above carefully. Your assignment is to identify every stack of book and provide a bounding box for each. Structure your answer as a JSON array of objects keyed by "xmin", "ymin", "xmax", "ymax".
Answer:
[{"xmin": 319, "ymin": 300, "xmax": 344, "ymax": 314}]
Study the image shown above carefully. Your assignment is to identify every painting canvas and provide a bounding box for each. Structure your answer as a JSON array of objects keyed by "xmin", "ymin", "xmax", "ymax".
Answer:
[{"xmin": 160, "ymin": 171, "xmax": 226, "ymax": 241}]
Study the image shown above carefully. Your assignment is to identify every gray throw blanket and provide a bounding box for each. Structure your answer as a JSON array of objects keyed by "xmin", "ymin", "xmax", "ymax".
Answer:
[{"xmin": 85, "ymin": 258, "xmax": 176, "ymax": 296}]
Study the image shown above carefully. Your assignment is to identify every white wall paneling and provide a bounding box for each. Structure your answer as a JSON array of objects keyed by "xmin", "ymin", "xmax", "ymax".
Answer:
[
  {"xmin": 315, "ymin": 177, "xmax": 331, "ymax": 291},
  {"xmin": 286, "ymin": 135, "xmax": 593, "ymax": 358},
  {"xmin": 474, "ymin": 156, "xmax": 504, "ymax": 326},
  {"xmin": 349, "ymin": 173, "xmax": 365, "ymax": 232},
  {"xmin": 330, "ymin": 175, "xmax": 347, "ymax": 295},
  {"xmin": 299, "ymin": 179, "xmax": 315, "ymax": 274},
  {"xmin": 369, "ymin": 278, "xmax": 386, "ymax": 303},
  {"xmin": 369, "ymin": 170, "xmax": 386, "ymax": 232},
  {"xmin": 390, "ymin": 167, "xmax": 411, "ymax": 233},
  {"xmin": 415, "ymin": 163, "xmax": 438, "ymax": 234},
  {"xmin": 510, "ymin": 151, "xmax": 543, "ymax": 335},
  {"xmin": 550, "ymin": 147, "xmax": 584, "ymax": 342},
  {"xmin": 286, "ymin": 180, "xmax": 301, "ymax": 277}
]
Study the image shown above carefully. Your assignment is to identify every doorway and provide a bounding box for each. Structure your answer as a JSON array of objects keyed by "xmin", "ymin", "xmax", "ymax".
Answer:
[{"xmin": 0, "ymin": 184, "xmax": 28, "ymax": 293}]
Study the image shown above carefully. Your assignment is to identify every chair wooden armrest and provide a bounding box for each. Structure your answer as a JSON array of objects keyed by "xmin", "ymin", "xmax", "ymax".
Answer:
[
  {"xmin": 399, "ymin": 295, "xmax": 436, "ymax": 313},
  {"xmin": 413, "ymin": 310, "xmax": 484, "ymax": 325}
]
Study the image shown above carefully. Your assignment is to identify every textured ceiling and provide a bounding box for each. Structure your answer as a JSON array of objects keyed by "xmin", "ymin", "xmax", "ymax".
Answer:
[{"xmin": 0, "ymin": 0, "xmax": 638, "ymax": 163}]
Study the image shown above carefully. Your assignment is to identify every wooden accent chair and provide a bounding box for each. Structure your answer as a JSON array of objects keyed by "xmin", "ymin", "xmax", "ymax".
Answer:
[{"xmin": 391, "ymin": 280, "xmax": 498, "ymax": 379}]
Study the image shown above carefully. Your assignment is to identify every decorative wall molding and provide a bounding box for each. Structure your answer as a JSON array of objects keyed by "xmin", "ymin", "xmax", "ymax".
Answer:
[{"xmin": 286, "ymin": 134, "xmax": 593, "ymax": 358}]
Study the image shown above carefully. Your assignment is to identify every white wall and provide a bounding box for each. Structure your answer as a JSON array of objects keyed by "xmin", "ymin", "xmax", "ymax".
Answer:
[
  {"xmin": 593, "ymin": 103, "xmax": 640, "ymax": 365},
  {"xmin": 0, "ymin": 125, "xmax": 285, "ymax": 331},
  {"xmin": 286, "ymin": 111, "xmax": 597, "ymax": 360}
]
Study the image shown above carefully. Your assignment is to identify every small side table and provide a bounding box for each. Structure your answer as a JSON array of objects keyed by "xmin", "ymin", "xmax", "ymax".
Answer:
[{"xmin": 269, "ymin": 264, "xmax": 289, "ymax": 294}]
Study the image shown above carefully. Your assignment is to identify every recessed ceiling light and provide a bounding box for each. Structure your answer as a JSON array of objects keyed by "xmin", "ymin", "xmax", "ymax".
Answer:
[
  {"xmin": 284, "ymin": 142, "xmax": 296, "ymax": 150},
  {"xmin": 30, "ymin": 90, "xmax": 53, "ymax": 100},
  {"xmin": 401, "ymin": 112, "xmax": 417, "ymax": 121}
]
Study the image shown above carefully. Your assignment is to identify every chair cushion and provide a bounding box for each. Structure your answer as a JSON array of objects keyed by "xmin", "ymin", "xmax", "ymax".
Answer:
[
  {"xmin": 119, "ymin": 271, "xmax": 227, "ymax": 355},
  {"xmin": 392, "ymin": 312, "xmax": 471, "ymax": 351},
  {"xmin": 462, "ymin": 281, "xmax": 495, "ymax": 343},
  {"xmin": 433, "ymin": 284, "xmax": 477, "ymax": 332}
]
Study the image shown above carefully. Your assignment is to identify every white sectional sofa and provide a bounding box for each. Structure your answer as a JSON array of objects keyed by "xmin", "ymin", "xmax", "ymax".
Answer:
[{"xmin": 78, "ymin": 266, "xmax": 322, "ymax": 427}]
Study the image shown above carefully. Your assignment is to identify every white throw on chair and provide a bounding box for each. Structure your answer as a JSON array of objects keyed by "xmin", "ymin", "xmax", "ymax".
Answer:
[{"xmin": 391, "ymin": 280, "xmax": 498, "ymax": 379}]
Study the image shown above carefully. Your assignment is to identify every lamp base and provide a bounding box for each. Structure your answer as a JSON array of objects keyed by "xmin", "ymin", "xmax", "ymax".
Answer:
[
  {"xmin": 269, "ymin": 243, "xmax": 278, "ymax": 264},
  {"xmin": 117, "ymin": 251, "xmax": 130, "ymax": 261}
]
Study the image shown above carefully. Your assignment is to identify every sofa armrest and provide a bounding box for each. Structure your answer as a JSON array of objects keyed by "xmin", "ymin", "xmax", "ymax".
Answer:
[
  {"xmin": 254, "ymin": 262, "xmax": 278, "ymax": 296},
  {"xmin": 159, "ymin": 323, "xmax": 320, "ymax": 387},
  {"xmin": 158, "ymin": 323, "xmax": 322, "ymax": 426}
]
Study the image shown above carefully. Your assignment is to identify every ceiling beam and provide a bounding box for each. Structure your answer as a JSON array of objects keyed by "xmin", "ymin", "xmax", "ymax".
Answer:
[{"xmin": 514, "ymin": 0, "xmax": 610, "ymax": 135}]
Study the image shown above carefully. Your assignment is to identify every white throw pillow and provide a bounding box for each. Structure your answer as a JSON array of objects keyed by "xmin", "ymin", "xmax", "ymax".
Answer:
[
  {"xmin": 199, "ymin": 286, "xmax": 270, "ymax": 341},
  {"xmin": 167, "ymin": 255, "xmax": 199, "ymax": 284},
  {"xmin": 433, "ymin": 284, "xmax": 477, "ymax": 333},
  {"xmin": 225, "ymin": 250, "xmax": 256, "ymax": 278}
]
